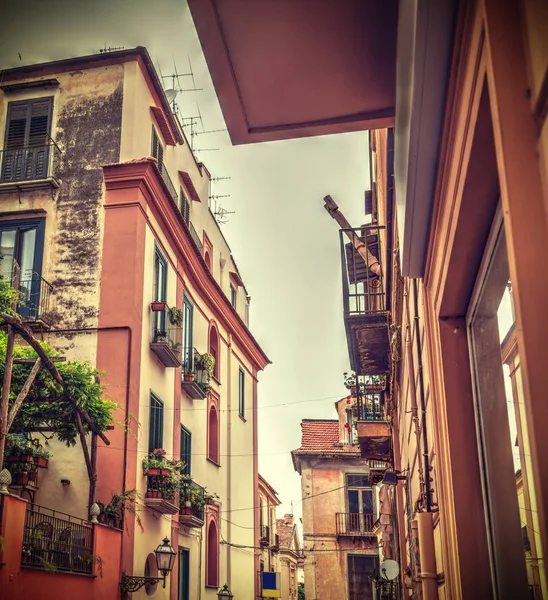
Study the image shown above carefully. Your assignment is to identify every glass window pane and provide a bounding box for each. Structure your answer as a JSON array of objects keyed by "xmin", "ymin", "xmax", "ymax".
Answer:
[{"xmin": 0, "ymin": 229, "xmax": 16, "ymax": 279}]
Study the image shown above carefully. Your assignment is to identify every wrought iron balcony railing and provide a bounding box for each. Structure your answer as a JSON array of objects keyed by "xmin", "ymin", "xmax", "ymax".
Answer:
[
  {"xmin": 9, "ymin": 271, "xmax": 55, "ymax": 327},
  {"xmin": 340, "ymin": 225, "xmax": 386, "ymax": 317},
  {"xmin": 260, "ymin": 525, "xmax": 270, "ymax": 546},
  {"xmin": 336, "ymin": 512, "xmax": 375, "ymax": 537},
  {"xmin": 158, "ymin": 162, "xmax": 178, "ymax": 203},
  {"xmin": 189, "ymin": 221, "xmax": 203, "ymax": 253},
  {"xmin": 150, "ymin": 305, "xmax": 182, "ymax": 367},
  {"xmin": 181, "ymin": 347, "xmax": 210, "ymax": 397},
  {"xmin": 180, "ymin": 478, "xmax": 205, "ymax": 526},
  {"xmin": 21, "ymin": 504, "xmax": 93, "ymax": 575},
  {"xmin": 355, "ymin": 390, "xmax": 385, "ymax": 421},
  {"xmin": 1, "ymin": 143, "xmax": 61, "ymax": 183}
]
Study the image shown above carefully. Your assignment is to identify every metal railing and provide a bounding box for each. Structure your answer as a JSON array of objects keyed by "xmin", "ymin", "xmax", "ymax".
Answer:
[
  {"xmin": 182, "ymin": 347, "xmax": 210, "ymax": 390},
  {"xmin": 10, "ymin": 271, "xmax": 54, "ymax": 326},
  {"xmin": 151, "ymin": 306, "xmax": 183, "ymax": 362},
  {"xmin": 21, "ymin": 504, "xmax": 94, "ymax": 575},
  {"xmin": 1, "ymin": 143, "xmax": 61, "ymax": 183},
  {"xmin": 340, "ymin": 225, "xmax": 386, "ymax": 317},
  {"xmin": 180, "ymin": 479, "xmax": 205, "ymax": 522},
  {"xmin": 260, "ymin": 525, "xmax": 270, "ymax": 545},
  {"xmin": 356, "ymin": 390, "xmax": 385, "ymax": 421},
  {"xmin": 336, "ymin": 512, "xmax": 375, "ymax": 536},
  {"xmin": 189, "ymin": 221, "xmax": 203, "ymax": 253},
  {"xmin": 159, "ymin": 162, "xmax": 178, "ymax": 203}
]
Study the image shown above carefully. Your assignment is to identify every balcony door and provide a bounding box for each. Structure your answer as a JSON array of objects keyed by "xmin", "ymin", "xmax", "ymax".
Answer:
[
  {"xmin": 0, "ymin": 219, "xmax": 44, "ymax": 319},
  {"xmin": 182, "ymin": 294, "xmax": 194, "ymax": 370},
  {"xmin": 346, "ymin": 474, "xmax": 373, "ymax": 533},
  {"xmin": 2, "ymin": 98, "xmax": 53, "ymax": 182},
  {"xmin": 178, "ymin": 547, "xmax": 190, "ymax": 600}
]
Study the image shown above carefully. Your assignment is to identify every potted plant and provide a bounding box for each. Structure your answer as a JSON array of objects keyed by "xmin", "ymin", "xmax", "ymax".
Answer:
[
  {"xmin": 151, "ymin": 300, "xmax": 167, "ymax": 312},
  {"xmin": 184, "ymin": 369, "xmax": 195, "ymax": 382},
  {"xmin": 143, "ymin": 448, "xmax": 171, "ymax": 476},
  {"xmin": 199, "ymin": 352, "xmax": 215, "ymax": 382},
  {"xmin": 169, "ymin": 306, "xmax": 184, "ymax": 327},
  {"xmin": 11, "ymin": 461, "xmax": 34, "ymax": 486},
  {"xmin": 153, "ymin": 330, "xmax": 168, "ymax": 344},
  {"xmin": 33, "ymin": 448, "xmax": 51, "ymax": 469},
  {"xmin": 204, "ymin": 490, "xmax": 219, "ymax": 506},
  {"xmin": 5, "ymin": 437, "xmax": 34, "ymax": 464},
  {"xmin": 97, "ymin": 489, "xmax": 143, "ymax": 531}
]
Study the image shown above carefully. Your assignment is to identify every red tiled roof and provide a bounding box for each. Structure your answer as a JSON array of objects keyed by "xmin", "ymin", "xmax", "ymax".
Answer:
[
  {"xmin": 276, "ymin": 517, "xmax": 294, "ymax": 548},
  {"xmin": 179, "ymin": 170, "xmax": 201, "ymax": 202},
  {"xmin": 293, "ymin": 420, "xmax": 359, "ymax": 454}
]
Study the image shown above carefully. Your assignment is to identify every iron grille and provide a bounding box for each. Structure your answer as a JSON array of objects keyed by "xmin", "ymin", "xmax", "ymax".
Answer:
[
  {"xmin": 21, "ymin": 504, "xmax": 94, "ymax": 575},
  {"xmin": 340, "ymin": 225, "xmax": 386, "ymax": 317},
  {"xmin": 0, "ymin": 143, "xmax": 60, "ymax": 183},
  {"xmin": 10, "ymin": 271, "xmax": 54, "ymax": 326},
  {"xmin": 189, "ymin": 221, "xmax": 203, "ymax": 253},
  {"xmin": 336, "ymin": 512, "xmax": 375, "ymax": 536},
  {"xmin": 180, "ymin": 479, "xmax": 205, "ymax": 522}
]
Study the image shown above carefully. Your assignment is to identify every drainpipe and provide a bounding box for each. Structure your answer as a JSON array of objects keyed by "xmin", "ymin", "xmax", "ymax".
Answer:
[
  {"xmin": 226, "ymin": 333, "xmax": 233, "ymax": 587},
  {"xmin": 196, "ymin": 528, "xmax": 203, "ymax": 600},
  {"xmin": 411, "ymin": 280, "xmax": 437, "ymax": 600}
]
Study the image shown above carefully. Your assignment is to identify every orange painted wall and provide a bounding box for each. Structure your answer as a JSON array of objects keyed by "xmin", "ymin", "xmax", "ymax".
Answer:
[{"xmin": 0, "ymin": 495, "xmax": 122, "ymax": 600}]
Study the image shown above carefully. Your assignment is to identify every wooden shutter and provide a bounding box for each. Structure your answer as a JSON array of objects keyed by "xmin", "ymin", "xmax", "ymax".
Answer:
[
  {"xmin": 148, "ymin": 395, "xmax": 164, "ymax": 453},
  {"xmin": 180, "ymin": 425, "xmax": 191, "ymax": 475},
  {"xmin": 151, "ymin": 126, "xmax": 163, "ymax": 169},
  {"xmin": 180, "ymin": 188, "xmax": 190, "ymax": 223}
]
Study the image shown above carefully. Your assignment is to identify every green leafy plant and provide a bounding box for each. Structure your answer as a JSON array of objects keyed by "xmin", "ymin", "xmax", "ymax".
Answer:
[
  {"xmin": 199, "ymin": 352, "xmax": 215, "ymax": 381},
  {"xmin": 97, "ymin": 489, "xmax": 143, "ymax": 532},
  {"xmin": 168, "ymin": 306, "xmax": 184, "ymax": 327}
]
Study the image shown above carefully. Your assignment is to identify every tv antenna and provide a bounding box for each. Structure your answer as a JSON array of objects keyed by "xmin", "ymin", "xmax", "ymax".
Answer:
[
  {"xmin": 99, "ymin": 44, "xmax": 125, "ymax": 53},
  {"xmin": 161, "ymin": 56, "xmax": 202, "ymax": 94},
  {"xmin": 213, "ymin": 205, "xmax": 236, "ymax": 225},
  {"xmin": 211, "ymin": 175, "xmax": 231, "ymax": 182}
]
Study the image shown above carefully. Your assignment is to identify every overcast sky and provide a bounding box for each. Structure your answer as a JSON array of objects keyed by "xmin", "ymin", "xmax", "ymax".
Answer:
[{"xmin": 0, "ymin": 0, "xmax": 369, "ymax": 521}]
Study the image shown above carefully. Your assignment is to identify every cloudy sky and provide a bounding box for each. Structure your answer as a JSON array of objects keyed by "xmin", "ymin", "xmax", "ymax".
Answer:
[{"xmin": 0, "ymin": 0, "xmax": 369, "ymax": 520}]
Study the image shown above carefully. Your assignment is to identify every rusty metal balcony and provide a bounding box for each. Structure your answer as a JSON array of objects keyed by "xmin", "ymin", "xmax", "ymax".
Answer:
[
  {"xmin": 340, "ymin": 225, "xmax": 390, "ymax": 375},
  {"xmin": 336, "ymin": 512, "xmax": 376, "ymax": 538},
  {"xmin": 354, "ymin": 384, "xmax": 391, "ymax": 461},
  {"xmin": 150, "ymin": 305, "xmax": 182, "ymax": 368},
  {"xmin": 0, "ymin": 143, "xmax": 61, "ymax": 192},
  {"xmin": 179, "ymin": 479, "xmax": 205, "ymax": 528},
  {"xmin": 181, "ymin": 347, "xmax": 210, "ymax": 399},
  {"xmin": 10, "ymin": 271, "xmax": 55, "ymax": 329}
]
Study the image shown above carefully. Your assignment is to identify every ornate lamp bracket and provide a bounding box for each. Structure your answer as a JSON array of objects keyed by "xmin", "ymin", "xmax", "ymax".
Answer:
[{"xmin": 120, "ymin": 573, "xmax": 164, "ymax": 597}]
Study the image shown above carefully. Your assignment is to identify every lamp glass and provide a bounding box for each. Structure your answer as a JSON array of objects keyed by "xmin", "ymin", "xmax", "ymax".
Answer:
[
  {"xmin": 217, "ymin": 584, "xmax": 234, "ymax": 599},
  {"xmin": 155, "ymin": 537, "xmax": 176, "ymax": 573}
]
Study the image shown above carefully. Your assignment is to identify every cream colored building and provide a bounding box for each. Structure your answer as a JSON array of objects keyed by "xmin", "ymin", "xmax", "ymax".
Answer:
[{"xmin": 0, "ymin": 47, "xmax": 269, "ymax": 600}]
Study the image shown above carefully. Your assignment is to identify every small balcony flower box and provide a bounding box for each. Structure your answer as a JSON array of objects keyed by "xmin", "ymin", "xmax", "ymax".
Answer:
[
  {"xmin": 146, "ymin": 490, "xmax": 163, "ymax": 499},
  {"xmin": 151, "ymin": 301, "xmax": 167, "ymax": 312},
  {"xmin": 146, "ymin": 468, "xmax": 171, "ymax": 477},
  {"xmin": 6, "ymin": 453, "xmax": 33, "ymax": 464},
  {"xmin": 34, "ymin": 456, "xmax": 49, "ymax": 469},
  {"xmin": 12, "ymin": 471, "xmax": 38, "ymax": 488}
]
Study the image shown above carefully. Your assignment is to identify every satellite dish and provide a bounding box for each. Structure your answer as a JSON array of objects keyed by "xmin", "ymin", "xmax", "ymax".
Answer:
[
  {"xmin": 165, "ymin": 89, "xmax": 178, "ymax": 104},
  {"xmin": 379, "ymin": 560, "xmax": 400, "ymax": 581}
]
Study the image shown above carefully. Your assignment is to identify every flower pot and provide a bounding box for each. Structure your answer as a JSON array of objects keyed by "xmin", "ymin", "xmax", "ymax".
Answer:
[
  {"xmin": 13, "ymin": 472, "xmax": 30, "ymax": 486},
  {"xmin": 181, "ymin": 506, "xmax": 193, "ymax": 515},
  {"xmin": 7, "ymin": 453, "xmax": 33, "ymax": 464},
  {"xmin": 151, "ymin": 301, "xmax": 167, "ymax": 312},
  {"xmin": 146, "ymin": 490, "xmax": 163, "ymax": 499},
  {"xmin": 205, "ymin": 498, "xmax": 214, "ymax": 506},
  {"xmin": 146, "ymin": 468, "xmax": 171, "ymax": 476},
  {"xmin": 184, "ymin": 374, "xmax": 195, "ymax": 382},
  {"xmin": 34, "ymin": 456, "xmax": 49, "ymax": 469}
]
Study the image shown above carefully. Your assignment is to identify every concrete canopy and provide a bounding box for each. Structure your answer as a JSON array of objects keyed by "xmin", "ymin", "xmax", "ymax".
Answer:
[{"xmin": 188, "ymin": 0, "xmax": 398, "ymax": 144}]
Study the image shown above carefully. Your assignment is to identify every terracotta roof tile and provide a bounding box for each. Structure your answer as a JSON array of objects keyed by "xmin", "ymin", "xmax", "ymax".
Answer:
[
  {"xmin": 276, "ymin": 517, "xmax": 294, "ymax": 548},
  {"xmin": 293, "ymin": 420, "xmax": 359, "ymax": 454}
]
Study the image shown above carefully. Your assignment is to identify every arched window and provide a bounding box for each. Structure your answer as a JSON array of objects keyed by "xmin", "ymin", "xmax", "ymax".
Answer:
[
  {"xmin": 208, "ymin": 405, "xmax": 219, "ymax": 464},
  {"xmin": 209, "ymin": 325, "xmax": 219, "ymax": 380},
  {"xmin": 206, "ymin": 519, "xmax": 219, "ymax": 587},
  {"xmin": 204, "ymin": 250, "xmax": 212, "ymax": 270}
]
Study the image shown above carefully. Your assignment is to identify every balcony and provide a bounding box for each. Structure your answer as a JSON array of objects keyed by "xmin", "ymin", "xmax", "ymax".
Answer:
[
  {"xmin": 260, "ymin": 525, "xmax": 270, "ymax": 547},
  {"xmin": 270, "ymin": 533, "xmax": 280, "ymax": 552},
  {"xmin": 340, "ymin": 225, "xmax": 390, "ymax": 375},
  {"xmin": 179, "ymin": 479, "xmax": 205, "ymax": 528},
  {"xmin": 0, "ymin": 142, "xmax": 61, "ymax": 193},
  {"xmin": 144, "ymin": 472, "xmax": 179, "ymax": 516},
  {"xmin": 181, "ymin": 347, "xmax": 210, "ymax": 399},
  {"xmin": 150, "ymin": 304, "xmax": 182, "ymax": 368},
  {"xmin": 158, "ymin": 161, "xmax": 178, "ymax": 203},
  {"xmin": 336, "ymin": 512, "xmax": 376, "ymax": 538},
  {"xmin": 355, "ymin": 387, "xmax": 391, "ymax": 461},
  {"xmin": 21, "ymin": 504, "xmax": 93, "ymax": 575},
  {"xmin": 188, "ymin": 221, "xmax": 203, "ymax": 253},
  {"xmin": 10, "ymin": 271, "xmax": 55, "ymax": 329}
]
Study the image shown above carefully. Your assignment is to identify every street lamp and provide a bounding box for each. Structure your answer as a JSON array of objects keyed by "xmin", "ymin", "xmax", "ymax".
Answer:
[
  {"xmin": 120, "ymin": 537, "xmax": 176, "ymax": 597},
  {"xmin": 217, "ymin": 583, "xmax": 234, "ymax": 599}
]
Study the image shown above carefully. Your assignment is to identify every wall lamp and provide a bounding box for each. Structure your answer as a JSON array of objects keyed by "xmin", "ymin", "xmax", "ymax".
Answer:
[
  {"xmin": 380, "ymin": 471, "xmax": 407, "ymax": 486},
  {"xmin": 120, "ymin": 537, "xmax": 176, "ymax": 597},
  {"xmin": 218, "ymin": 584, "xmax": 234, "ymax": 599}
]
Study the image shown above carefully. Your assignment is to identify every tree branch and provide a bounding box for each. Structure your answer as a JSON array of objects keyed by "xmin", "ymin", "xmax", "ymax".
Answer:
[{"xmin": 7, "ymin": 358, "xmax": 42, "ymax": 430}]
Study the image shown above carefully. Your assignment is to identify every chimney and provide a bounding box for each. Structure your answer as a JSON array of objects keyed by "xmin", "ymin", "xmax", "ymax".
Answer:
[{"xmin": 284, "ymin": 514, "xmax": 294, "ymax": 525}]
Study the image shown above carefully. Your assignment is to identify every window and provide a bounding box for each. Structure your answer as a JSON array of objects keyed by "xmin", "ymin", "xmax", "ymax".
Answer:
[
  {"xmin": 180, "ymin": 187, "xmax": 190, "ymax": 224},
  {"xmin": 347, "ymin": 555, "xmax": 378, "ymax": 600},
  {"xmin": 180, "ymin": 425, "xmax": 191, "ymax": 476},
  {"xmin": 230, "ymin": 284, "xmax": 237, "ymax": 308},
  {"xmin": 209, "ymin": 325, "xmax": 219, "ymax": 380},
  {"xmin": 345, "ymin": 474, "xmax": 373, "ymax": 533},
  {"xmin": 178, "ymin": 548, "xmax": 190, "ymax": 600},
  {"xmin": 2, "ymin": 98, "xmax": 53, "ymax": 182},
  {"xmin": 151, "ymin": 126, "xmax": 164, "ymax": 170},
  {"xmin": 238, "ymin": 367, "xmax": 245, "ymax": 418},
  {"xmin": 182, "ymin": 294, "xmax": 194, "ymax": 370},
  {"xmin": 0, "ymin": 219, "xmax": 45, "ymax": 319},
  {"xmin": 153, "ymin": 246, "xmax": 167, "ymax": 335},
  {"xmin": 204, "ymin": 250, "xmax": 212, "ymax": 270},
  {"xmin": 148, "ymin": 393, "xmax": 164, "ymax": 453},
  {"xmin": 207, "ymin": 404, "xmax": 219, "ymax": 463},
  {"xmin": 206, "ymin": 519, "xmax": 219, "ymax": 587}
]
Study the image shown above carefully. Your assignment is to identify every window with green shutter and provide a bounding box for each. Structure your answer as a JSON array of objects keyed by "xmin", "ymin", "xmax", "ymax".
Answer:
[
  {"xmin": 149, "ymin": 393, "xmax": 164, "ymax": 453},
  {"xmin": 238, "ymin": 367, "xmax": 245, "ymax": 417},
  {"xmin": 180, "ymin": 425, "xmax": 191, "ymax": 475}
]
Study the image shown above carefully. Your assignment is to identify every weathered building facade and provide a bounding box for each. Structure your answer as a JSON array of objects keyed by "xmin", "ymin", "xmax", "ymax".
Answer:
[
  {"xmin": 275, "ymin": 514, "xmax": 303, "ymax": 600},
  {"xmin": 191, "ymin": 0, "xmax": 548, "ymax": 598},
  {"xmin": 258, "ymin": 474, "xmax": 281, "ymax": 596},
  {"xmin": 0, "ymin": 47, "xmax": 269, "ymax": 600}
]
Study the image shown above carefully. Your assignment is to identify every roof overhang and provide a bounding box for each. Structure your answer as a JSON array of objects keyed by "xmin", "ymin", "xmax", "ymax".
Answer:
[
  {"xmin": 394, "ymin": 0, "xmax": 458, "ymax": 276},
  {"xmin": 188, "ymin": 0, "xmax": 398, "ymax": 144}
]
